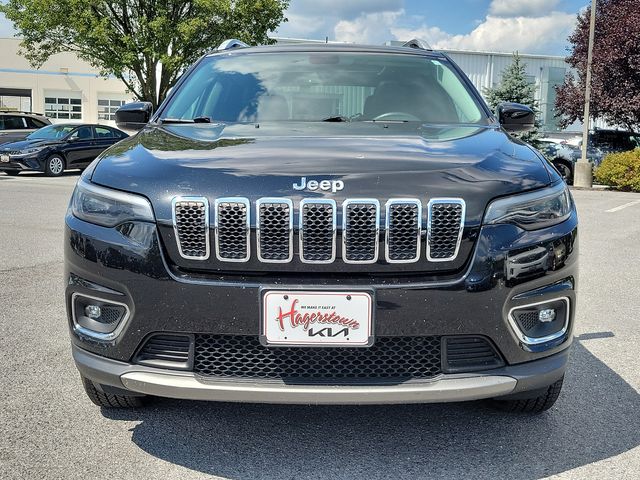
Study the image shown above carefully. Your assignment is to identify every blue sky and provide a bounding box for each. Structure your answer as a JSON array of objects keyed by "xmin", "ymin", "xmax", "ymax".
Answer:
[{"xmin": 1, "ymin": 0, "xmax": 589, "ymax": 55}]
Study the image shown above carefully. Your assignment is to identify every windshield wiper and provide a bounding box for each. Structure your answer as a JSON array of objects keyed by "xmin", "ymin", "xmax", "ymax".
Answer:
[
  {"xmin": 159, "ymin": 118, "xmax": 194, "ymax": 124},
  {"xmin": 159, "ymin": 116, "xmax": 213, "ymax": 124},
  {"xmin": 321, "ymin": 115, "xmax": 350, "ymax": 122}
]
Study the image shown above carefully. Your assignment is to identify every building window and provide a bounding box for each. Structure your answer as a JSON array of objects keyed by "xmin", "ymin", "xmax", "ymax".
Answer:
[
  {"xmin": 0, "ymin": 88, "xmax": 32, "ymax": 112},
  {"xmin": 45, "ymin": 97, "xmax": 82, "ymax": 120},
  {"xmin": 98, "ymin": 99, "xmax": 126, "ymax": 121}
]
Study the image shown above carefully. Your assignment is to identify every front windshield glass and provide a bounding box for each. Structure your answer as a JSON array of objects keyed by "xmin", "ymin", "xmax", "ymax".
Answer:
[
  {"xmin": 161, "ymin": 52, "xmax": 487, "ymax": 124},
  {"xmin": 27, "ymin": 124, "xmax": 76, "ymax": 140}
]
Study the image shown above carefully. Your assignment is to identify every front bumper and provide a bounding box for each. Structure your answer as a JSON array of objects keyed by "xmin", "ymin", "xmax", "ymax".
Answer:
[
  {"xmin": 73, "ymin": 344, "xmax": 568, "ymax": 404},
  {"xmin": 65, "ymin": 203, "xmax": 578, "ymax": 403},
  {"xmin": 0, "ymin": 155, "xmax": 43, "ymax": 172}
]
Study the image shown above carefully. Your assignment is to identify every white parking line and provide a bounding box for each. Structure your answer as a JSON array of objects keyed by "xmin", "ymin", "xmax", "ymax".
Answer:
[{"xmin": 605, "ymin": 199, "xmax": 640, "ymax": 213}]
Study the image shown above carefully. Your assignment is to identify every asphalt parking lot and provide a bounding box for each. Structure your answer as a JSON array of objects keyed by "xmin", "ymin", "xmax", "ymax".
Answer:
[{"xmin": 0, "ymin": 171, "xmax": 638, "ymax": 480}]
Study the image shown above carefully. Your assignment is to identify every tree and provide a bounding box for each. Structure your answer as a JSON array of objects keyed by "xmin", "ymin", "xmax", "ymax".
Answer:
[
  {"xmin": 556, "ymin": 0, "xmax": 640, "ymax": 132},
  {"xmin": 0, "ymin": 0, "xmax": 289, "ymax": 108},
  {"xmin": 483, "ymin": 53, "xmax": 541, "ymax": 142}
]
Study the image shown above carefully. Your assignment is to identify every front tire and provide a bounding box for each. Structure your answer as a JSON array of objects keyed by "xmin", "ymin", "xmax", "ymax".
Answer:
[
  {"xmin": 44, "ymin": 154, "xmax": 65, "ymax": 177},
  {"xmin": 81, "ymin": 375, "xmax": 146, "ymax": 408},
  {"xmin": 553, "ymin": 161, "xmax": 573, "ymax": 185},
  {"xmin": 490, "ymin": 376, "xmax": 564, "ymax": 413}
]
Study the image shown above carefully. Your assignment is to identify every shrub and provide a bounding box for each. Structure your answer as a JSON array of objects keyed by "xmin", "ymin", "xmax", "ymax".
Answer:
[{"xmin": 594, "ymin": 149, "xmax": 640, "ymax": 192}]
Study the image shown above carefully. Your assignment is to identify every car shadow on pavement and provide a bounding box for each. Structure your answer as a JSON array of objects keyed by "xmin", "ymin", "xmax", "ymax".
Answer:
[{"xmin": 103, "ymin": 340, "xmax": 640, "ymax": 480}]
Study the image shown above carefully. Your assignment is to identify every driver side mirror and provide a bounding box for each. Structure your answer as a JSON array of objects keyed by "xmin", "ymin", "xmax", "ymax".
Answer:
[
  {"xmin": 115, "ymin": 101, "xmax": 153, "ymax": 131},
  {"xmin": 497, "ymin": 102, "xmax": 535, "ymax": 133}
]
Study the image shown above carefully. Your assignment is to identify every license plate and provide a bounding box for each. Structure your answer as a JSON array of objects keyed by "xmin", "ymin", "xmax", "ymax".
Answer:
[
  {"xmin": 262, "ymin": 290, "xmax": 373, "ymax": 347},
  {"xmin": 0, "ymin": 154, "xmax": 9, "ymax": 163}
]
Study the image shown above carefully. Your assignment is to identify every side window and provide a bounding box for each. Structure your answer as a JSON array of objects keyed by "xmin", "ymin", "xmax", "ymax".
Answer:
[
  {"xmin": 69, "ymin": 126, "xmax": 93, "ymax": 140},
  {"xmin": 94, "ymin": 126, "xmax": 114, "ymax": 139},
  {"xmin": 3, "ymin": 116, "xmax": 27, "ymax": 129},
  {"xmin": 26, "ymin": 117, "xmax": 47, "ymax": 129}
]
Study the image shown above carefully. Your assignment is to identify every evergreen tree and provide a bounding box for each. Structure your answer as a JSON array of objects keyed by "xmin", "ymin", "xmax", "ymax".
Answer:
[{"xmin": 484, "ymin": 53, "xmax": 541, "ymax": 143}]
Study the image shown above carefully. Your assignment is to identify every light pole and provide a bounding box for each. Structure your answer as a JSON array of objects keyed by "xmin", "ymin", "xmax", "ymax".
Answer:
[{"xmin": 574, "ymin": 0, "xmax": 597, "ymax": 188}]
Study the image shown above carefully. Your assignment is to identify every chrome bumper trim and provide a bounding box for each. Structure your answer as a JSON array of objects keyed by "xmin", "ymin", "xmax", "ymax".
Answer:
[{"xmin": 120, "ymin": 371, "xmax": 516, "ymax": 404}]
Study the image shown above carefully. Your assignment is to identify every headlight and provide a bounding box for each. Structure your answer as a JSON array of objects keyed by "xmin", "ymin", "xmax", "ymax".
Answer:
[
  {"xmin": 13, "ymin": 146, "xmax": 46, "ymax": 156},
  {"xmin": 484, "ymin": 182, "xmax": 572, "ymax": 230},
  {"xmin": 71, "ymin": 179, "xmax": 155, "ymax": 227}
]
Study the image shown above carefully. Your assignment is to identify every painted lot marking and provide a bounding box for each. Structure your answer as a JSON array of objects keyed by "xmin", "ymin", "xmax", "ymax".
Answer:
[{"xmin": 605, "ymin": 199, "xmax": 640, "ymax": 213}]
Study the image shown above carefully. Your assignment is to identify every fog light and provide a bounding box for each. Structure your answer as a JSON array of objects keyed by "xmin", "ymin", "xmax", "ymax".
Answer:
[
  {"xmin": 538, "ymin": 308, "xmax": 556, "ymax": 323},
  {"xmin": 509, "ymin": 297, "xmax": 570, "ymax": 350},
  {"xmin": 72, "ymin": 293, "xmax": 130, "ymax": 341},
  {"xmin": 84, "ymin": 305, "xmax": 102, "ymax": 319}
]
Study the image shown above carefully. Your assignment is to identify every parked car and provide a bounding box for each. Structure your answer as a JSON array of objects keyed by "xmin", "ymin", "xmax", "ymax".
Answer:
[
  {"xmin": 565, "ymin": 129, "xmax": 640, "ymax": 167},
  {"xmin": 66, "ymin": 40, "xmax": 577, "ymax": 413},
  {"xmin": 0, "ymin": 110, "xmax": 51, "ymax": 145},
  {"xmin": 0, "ymin": 123, "xmax": 128, "ymax": 176},
  {"xmin": 536, "ymin": 138, "xmax": 579, "ymax": 184}
]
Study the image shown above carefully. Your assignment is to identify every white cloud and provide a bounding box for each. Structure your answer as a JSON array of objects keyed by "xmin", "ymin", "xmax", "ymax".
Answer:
[
  {"xmin": 389, "ymin": 24, "xmax": 453, "ymax": 47},
  {"xmin": 334, "ymin": 10, "xmax": 403, "ymax": 44},
  {"xmin": 434, "ymin": 12, "xmax": 575, "ymax": 53},
  {"xmin": 276, "ymin": 1, "xmax": 405, "ymax": 41},
  {"xmin": 489, "ymin": 0, "xmax": 561, "ymax": 17},
  {"xmin": 274, "ymin": 0, "xmax": 578, "ymax": 55},
  {"xmin": 390, "ymin": 11, "xmax": 576, "ymax": 55},
  {"xmin": 286, "ymin": 0, "xmax": 402, "ymax": 19}
]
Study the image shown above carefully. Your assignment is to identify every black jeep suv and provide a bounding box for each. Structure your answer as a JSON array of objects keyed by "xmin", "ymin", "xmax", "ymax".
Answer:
[{"xmin": 65, "ymin": 41, "xmax": 577, "ymax": 413}]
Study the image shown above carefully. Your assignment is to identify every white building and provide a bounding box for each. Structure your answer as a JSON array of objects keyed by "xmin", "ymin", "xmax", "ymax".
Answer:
[{"xmin": 0, "ymin": 38, "xmax": 132, "ymax": 126}]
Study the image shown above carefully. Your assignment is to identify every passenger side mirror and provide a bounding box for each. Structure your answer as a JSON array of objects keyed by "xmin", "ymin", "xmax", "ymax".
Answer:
[
  {"xmin": 497, "ymin": 103, "xmax": 535, "ymax": 133},
  {"xmin": 115, "ymin": 102, "xmax": 153, "ymax": 131}
]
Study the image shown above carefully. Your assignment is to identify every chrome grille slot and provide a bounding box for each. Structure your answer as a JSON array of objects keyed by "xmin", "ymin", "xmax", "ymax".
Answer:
[
  {"xmin": 172, "ymin": 197, "xmax": 210, "ymax": 260},
  {"xmin": 256, "ymin": 198, "xmax": 293, "ymax": 263},
  {"xmin": 427, "ymin": 199, "xmax": 465, "ymax": 261},
  {"xmin": 215, "ymin": 197, "xmax": 250, "ymax": 262},
  {"xmin": 343, "ymin": 199, "xmax": 380, "ymax": 263},
  {"xmin": 300, "ymin": 199, "xmax": 336, "ymax": 264},
  {"xmin": 385, "ymin": 199, "xmax": 421, "ymax": 263}
]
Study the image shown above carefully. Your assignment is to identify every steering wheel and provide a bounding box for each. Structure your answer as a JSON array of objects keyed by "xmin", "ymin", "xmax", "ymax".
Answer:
[{"xmin": 372, "ymin": 112, "xmax": 421, "ymax": 122}]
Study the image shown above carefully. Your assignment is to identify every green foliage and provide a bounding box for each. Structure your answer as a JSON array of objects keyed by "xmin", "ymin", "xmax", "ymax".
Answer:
[
  {"xmin": 0, "ymin": 0, "xmax": 289, "ymax": 107},
  {"xmin": 483, "ymin": 53, "xmax": 541, "ymax": 143},
  {"xmin": 594, "ymin": 149, "xmax": 640, "ymax": 192}
]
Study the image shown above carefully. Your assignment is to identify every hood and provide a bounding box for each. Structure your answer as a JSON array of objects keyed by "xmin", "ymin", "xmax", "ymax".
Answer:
[
  {"xmin": 91, "ymin": 122, "xmax": 551, "ymax": 227},
  {"xmin": 0, "ymin": 138, "xmax": 59, "ymax": 151}
]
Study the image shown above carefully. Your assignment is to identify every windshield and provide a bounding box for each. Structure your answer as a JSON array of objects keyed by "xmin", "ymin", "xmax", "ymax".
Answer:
[
  {"xmin": 27, "ymin": 124, "xmax": 76, "ymax": 140},
  {"xmin": 161, "ymin": 52, "xmax": 487, "ymax": 124}
]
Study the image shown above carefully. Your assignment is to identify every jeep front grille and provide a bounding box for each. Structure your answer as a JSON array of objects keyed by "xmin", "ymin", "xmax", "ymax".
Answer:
[
  {"xmin": 172, "ymin": 197, "xmax": 210, "ymax": 260},
  {"xmin": 257, "ymin": 198, "xmax": 293, "ymax": 263},
  {"xmin": 215, "ymin": 198, "xmax": 250, "ymax": 262},
  {"xmin": 172, "ymin": 197, "xmax": 465, "ymax": 264},
  {"xmin": 385, "ymin": 199, "xmax": 421, "ymax": 263},
  {"xmin": 299, "ymin": 199, "xmax": 336, "ymax": 263},
  {"xmin": 427, "ymin": 199, "xmax": 465, "ymax": 261},
  {"xmin": 342, "ymin": 199, "xmax": 380, "ymax": 263}
]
